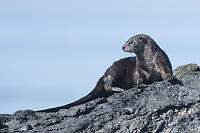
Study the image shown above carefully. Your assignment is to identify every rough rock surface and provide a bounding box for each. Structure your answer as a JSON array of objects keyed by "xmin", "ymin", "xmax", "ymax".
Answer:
[
  {"xmin": 173, "ymin": 63, "xmax": 200, "ymax": 79},
  {"xmin": 1, "ymin": 64, "xmax": 200, "ymax": 133}
]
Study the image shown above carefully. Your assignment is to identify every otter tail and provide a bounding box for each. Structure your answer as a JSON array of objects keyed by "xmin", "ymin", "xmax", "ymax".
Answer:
[
  {"xmin": 36, "ymin": 77, "xmax": 107, "ymax": 113},
  {"xmin": 36, "ymin": 93, "xmax": 95, "ymax": 113}
]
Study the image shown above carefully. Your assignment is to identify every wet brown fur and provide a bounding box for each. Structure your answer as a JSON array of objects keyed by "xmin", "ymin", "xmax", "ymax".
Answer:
[{"xmin": 37, "ymin": 34, "xmax": 172, "ymax": 113}]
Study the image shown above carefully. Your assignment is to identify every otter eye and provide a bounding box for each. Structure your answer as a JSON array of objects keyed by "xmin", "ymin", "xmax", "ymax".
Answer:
[
  {"xmin": 138, "ymin": 37, "xmax": 143, "ymax": 41},
  {"xmin": 128, "ymin": 41, "xmax": 133, "ymax": 46}
]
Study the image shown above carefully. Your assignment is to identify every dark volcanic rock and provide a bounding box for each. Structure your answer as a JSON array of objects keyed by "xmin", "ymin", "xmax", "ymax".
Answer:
[{"xmin": 1, "ymin": 63, "xmax": 200, "ymax": 133}]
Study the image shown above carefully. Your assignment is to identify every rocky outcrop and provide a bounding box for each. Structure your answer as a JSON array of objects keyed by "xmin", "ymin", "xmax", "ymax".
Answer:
[
  {"xmin": 173, "ymin": 63, "xmax": 200, "ymax": 79},
  {"xmin": 1, "ymin": 64, "xmax": 200, "ymax": 133}
]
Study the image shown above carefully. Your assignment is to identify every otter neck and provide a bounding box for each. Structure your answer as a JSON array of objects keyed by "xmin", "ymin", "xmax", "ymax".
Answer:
[
  {"xmin": 135, "ymin": 53, "xmax": 145, "ymax": 61},
  {"xmin": 135, "ymin": 47, "xmax": 155, "ymax": 62},
  {"xmin": 135, "ymin": 44, "xmax": 157, "ymax": 68}
]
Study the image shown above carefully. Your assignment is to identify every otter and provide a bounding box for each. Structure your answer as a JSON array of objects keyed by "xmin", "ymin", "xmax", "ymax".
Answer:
[
  {"xmin": 122, "ymin": 34, "xmax": 173, "ymax": 84},
  {"xmin": 37, "ymin": 34, "xmax": 173, "ymax": 113}
]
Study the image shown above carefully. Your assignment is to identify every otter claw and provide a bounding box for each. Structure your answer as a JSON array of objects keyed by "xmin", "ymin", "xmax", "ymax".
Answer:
[{"xmin": 166, "ymin": 74, "xmax": 174, "ymax": 82}]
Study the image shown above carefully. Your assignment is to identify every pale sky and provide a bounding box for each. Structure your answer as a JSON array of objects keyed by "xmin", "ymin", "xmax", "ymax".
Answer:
[{"xmin": 0, "ymin": 0, "xmax": 200, "ymax": 114}]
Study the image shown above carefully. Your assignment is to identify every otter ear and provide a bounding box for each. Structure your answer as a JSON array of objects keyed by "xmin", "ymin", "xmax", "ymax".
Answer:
[
  {"xmin": 147, "ymin": 38, "xmax": 156, "ymax": 46},
  {"xmin": 147, "ymin": 38, "xmax": 151, "ymax": 44},
  {"xmin": 139, "ymin": 37, "xmax": 148, "ymax": 44}
]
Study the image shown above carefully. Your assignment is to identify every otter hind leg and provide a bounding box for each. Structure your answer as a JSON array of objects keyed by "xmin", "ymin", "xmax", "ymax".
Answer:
[{"xmin": 104, "ymin": 75, "xmax": 125, "ymax": 92}]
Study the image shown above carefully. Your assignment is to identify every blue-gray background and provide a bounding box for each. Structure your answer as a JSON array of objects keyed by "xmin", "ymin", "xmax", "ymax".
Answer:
[{"xmin": 0, "ymin": 0, "xmax": 199, "ymax": 114}]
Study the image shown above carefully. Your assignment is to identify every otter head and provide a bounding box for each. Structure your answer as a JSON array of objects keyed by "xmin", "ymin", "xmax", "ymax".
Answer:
[{"xmin": 122, "ymin": 34, "xmax": 151, "ymax": 55}]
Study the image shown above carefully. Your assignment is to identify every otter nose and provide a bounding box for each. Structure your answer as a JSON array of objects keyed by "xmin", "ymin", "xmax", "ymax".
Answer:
[{"xmin": 122, "ymin": 45, "xmax": 125, "ymax": 50}]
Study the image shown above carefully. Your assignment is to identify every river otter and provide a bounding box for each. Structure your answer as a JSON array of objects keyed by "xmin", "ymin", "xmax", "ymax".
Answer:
[
  {"xmin": 37, "ymin": 34, "xmax": 173, "ymax": 113},
  {"xmin": 122, "ymin": 34, "xmax": 173, "ymax": 85}
]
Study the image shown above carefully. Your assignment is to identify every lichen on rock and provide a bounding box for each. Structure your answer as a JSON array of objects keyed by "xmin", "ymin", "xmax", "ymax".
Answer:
[{"xmin": 173, "ymin": 63, "xmax": 200, "ymax": 79}]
